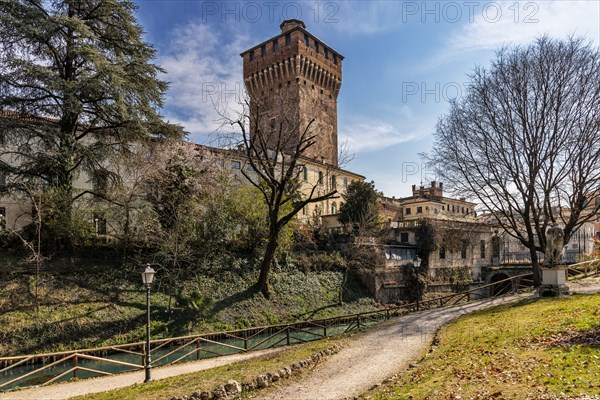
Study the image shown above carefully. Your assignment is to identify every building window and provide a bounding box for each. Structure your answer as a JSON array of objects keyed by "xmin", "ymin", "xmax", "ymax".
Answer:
[
  {"xmin": 333, "ymin": 54, "xmax": 337, "ymax": 64},
  {"xmin": 249, "ymin": 50, "xmax": 254, "ymax": 62},
  {"xmin": 261, "ymin": 45, "xmax": 266, "ymax": 57},
  {"xmin": 331, "ymin": 202, "xmax": 337, "ymax": 214},
  {"xmin": 452, "ymin": 205, "xmax": 455, "ymax": 212},
  {"xmin": 272, "ymin": 39, "xmax": 278, "ymax": 52},
  {"xmin": 439, "ymin": 246, "xmax": 446, "ymax": 259},
  {"xmin": 0, "ymin": 207, "xmax": 5, "ymax": 230},
  {"xmin": 416, "ymin": 206, "xmax": 423, "ymax": 214},
  {"xmin": 285, "ymin": 33, "xmax": 291, "ymax": 46},
  {"xmin": 231, "ymin": 160, "xmax": 241, "ymax": 169},
  {"xmin": 0, "ymin": 132, "xmax": 4, "ymax": 146},
  {"xmin": 302, "ymin": 206, "xmax": 307, "ymax": 215},
  {"xmin": 324, "ymin": 47, "xmax": 329, "ymax": 60},
  {"xmin": 331, "ymin": 175, "xmax": 337, "ymax": 189},
  {"xmin": 302, "ymin": 166, "xmax": 308, "ymax": 181},
  {"xmin": 400, "ymin": 232, "xmax": 409, "ymax": 243},
  {"xmin": 304, "ymin": 33, "xmax": 309, "ymax": 46},
  {"xmin": 314, "ymin": 41, "xmax": 319, "ymax": 54},
  {"xmin": 0, "ymin": 174, "xmax": 5, "ymax": 191},
  {"xmin": 343, "ymin": 177, "xmax": 348, "ymax": 190},
  {"xmin": 405, "ymin": 208, "xmax": 411, "ymax": 215},
  {"xmin": 480, "ymin": 240, "xmax": 486, "ymax": 259},
  {"xmin": 461, "ymin": 240, "xmax": 468, "ymax": 259},
  {"xmin": 462, "ymin": 207, "xmax": 465, "ymax": 214},
  {"xmin": 318, "ymin": 171, "xmax": 323, "ymax": 185}
]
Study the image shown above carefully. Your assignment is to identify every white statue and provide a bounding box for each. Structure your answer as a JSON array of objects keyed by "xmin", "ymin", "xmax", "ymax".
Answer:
[{"xmin": 545, "ymin": 223, "xmax": 564, "ymax": 266}]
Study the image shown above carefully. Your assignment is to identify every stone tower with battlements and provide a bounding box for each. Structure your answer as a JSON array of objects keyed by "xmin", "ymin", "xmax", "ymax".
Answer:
[{"xmin": 240, "ymin": 19, "xmax": 343, "ymax": 166}]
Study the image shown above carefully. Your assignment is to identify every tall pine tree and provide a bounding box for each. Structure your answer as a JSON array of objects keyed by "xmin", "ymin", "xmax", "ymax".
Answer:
[{"xmin": 0, "ymin": 0, "xmax": 182, "ymax": 249}]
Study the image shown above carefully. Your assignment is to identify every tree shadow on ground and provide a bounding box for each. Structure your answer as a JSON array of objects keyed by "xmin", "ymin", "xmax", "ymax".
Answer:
[
  {"xmin": 205, "ymin": 286, "xmax": 259, "ymax": 318},
  {"xmin": 544, "ymin": 326, "xmax": 600, "ymax": 349}
]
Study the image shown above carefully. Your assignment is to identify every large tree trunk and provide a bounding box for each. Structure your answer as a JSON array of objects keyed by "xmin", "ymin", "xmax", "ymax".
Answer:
[{"xmin": 255, "ymin": 233, "xmax": 279, "ymax": 299}]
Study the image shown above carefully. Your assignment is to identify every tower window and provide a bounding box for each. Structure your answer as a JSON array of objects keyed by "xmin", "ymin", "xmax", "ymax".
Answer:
[
  {"xmin": 314, "ymin": 41, "xmax": 319, "ymax": 54},
  {"xmin": 272, "ymin": 39, "xmax": 278, "ymax": 52},
  {"xmin": 324, "ymin": 48, "xmax": 329, "ymax": 60},
  {"xmin": 285, "ymin": 33, "xmax": 291, "ymax": 46},
  {"xmin": 304, "ymin": 33, "xmax": 309, "ymax": 46},
  {"xmin": 333, "ymin": 54, "xmax": 337, "ymax": 65},
  {"xmin": 249, "ymin": 50, "xmax": 254, "ymax": 62},
  {"xmin": 439, "ymin": 246, "xmax": 446, "ymax": 259},
  {"xmin": 261, "ymin": 45, "xmax": 266, "ymax": 57}
]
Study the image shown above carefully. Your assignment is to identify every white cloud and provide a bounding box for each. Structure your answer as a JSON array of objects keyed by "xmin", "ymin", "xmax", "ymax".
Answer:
[
  {"xmin": 339, "ymin": 116, "xmax": 430, "ymax": 153},
  {"xmin": 158, "ymin": 22, "xmax": 254, "ymax": 142},
  {"xmin": 436, "ymin": 0, "xmax": 599, "ymax": 63}
]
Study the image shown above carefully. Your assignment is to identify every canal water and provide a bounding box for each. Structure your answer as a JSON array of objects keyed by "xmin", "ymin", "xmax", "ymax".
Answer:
[{"xmin": 0, "ymin": 320, "xmax": 369, "ymax": 391}]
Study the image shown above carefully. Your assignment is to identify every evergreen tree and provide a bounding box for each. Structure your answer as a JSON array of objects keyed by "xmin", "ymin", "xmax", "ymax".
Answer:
[
  {"xmin": 0, "ymin": 0, "xmax": 182, "ymax": 249},
  {"xmin": 338, "ymin": 180, "xmax": 379, "ymax": 233}
]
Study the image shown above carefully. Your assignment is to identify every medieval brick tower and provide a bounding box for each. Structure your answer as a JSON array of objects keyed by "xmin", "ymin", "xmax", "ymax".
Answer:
[{"xmin": 240, "ymin": 19, "xmax": 343, "ymax": 166}]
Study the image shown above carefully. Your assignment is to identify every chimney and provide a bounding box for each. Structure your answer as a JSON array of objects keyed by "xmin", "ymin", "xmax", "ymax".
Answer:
[
  {"xmin": 431, "ymin": 180, "xmax": 436, "ymax": 188},
  {"xmin": 280, "ymin": 19, "xmax": 306, "ymax": 33}
]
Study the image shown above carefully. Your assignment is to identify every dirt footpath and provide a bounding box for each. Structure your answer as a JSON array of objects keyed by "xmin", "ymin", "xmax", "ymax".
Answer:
[{"xmin": 254, "ymin": 294, "xmax": 533, "ymax": 400}]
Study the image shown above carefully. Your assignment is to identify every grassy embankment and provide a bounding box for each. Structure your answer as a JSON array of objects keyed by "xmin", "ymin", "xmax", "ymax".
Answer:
[
  {"xmin": 0, "ymin": 252, "xmax": 378, "ymax": 357},
  {"xmin": 369, "ymin": 293, "xmax": 600, "ymax": 400}
]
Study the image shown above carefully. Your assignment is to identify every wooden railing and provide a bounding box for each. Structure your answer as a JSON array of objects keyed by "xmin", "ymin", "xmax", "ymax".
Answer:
[{"xmin": 567, "ymin": 259, "xmax": 600, "ymax": 279}]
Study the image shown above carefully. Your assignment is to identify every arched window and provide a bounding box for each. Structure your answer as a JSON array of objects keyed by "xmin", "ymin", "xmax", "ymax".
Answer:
[{"xmin": 331, "ymin": 202, "xmax": 337, "ymax": 214}]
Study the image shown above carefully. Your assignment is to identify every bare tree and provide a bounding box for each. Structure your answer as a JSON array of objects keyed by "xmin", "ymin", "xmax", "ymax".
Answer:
[
  {"xmin": 227, "ymin": 92, "xmax": 340, "ymax": 298},
  {"xmin": 3, "ymin": 182, "xmax": 46, "ymax": 310},
  {"xmin": 425, "ymin": 36, "xmax": 600, "ymax": 286}
]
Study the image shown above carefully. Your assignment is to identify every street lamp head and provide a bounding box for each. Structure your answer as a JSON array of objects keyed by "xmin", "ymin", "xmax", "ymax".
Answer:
[
  {"xmin": 413, "ymin": 256, "xmax": 422, "ymax": 268},
  {"xmin": 141, "ymin": 265, "xmax": 156, "ymax": 286}
]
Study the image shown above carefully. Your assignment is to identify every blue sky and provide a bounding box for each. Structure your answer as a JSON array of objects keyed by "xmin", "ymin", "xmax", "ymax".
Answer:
[{"xmin": 133, "ymin": 0, "xmax": 600, "ymax": 197}]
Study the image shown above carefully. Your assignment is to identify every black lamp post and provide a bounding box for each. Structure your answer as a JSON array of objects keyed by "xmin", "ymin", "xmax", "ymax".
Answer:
[
  {"xmin": 413, "ymin": 256, "xmax": 422, "ymax": 311},
  {"xmin": 141, "ymin": 264, "xmax": 155, "ymax": 383}
]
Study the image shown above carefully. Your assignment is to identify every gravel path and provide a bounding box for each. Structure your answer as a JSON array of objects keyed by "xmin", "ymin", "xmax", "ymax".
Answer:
[
  {"xmin": 2, "ymin": 278, "xmax": 598, "ymax": 400},
  {"xmin": 254, "ymin": 293, "xmax": 532, "ymax": 400},
  {"xmin": 256, "ymin": 279, "xmax": 600, "ymax": 400}
]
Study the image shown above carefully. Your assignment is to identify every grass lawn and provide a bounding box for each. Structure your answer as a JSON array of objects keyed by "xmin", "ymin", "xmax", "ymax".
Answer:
[{"xmin": 369, "ymin": 293, "xmax": 600, "ymax": 400}]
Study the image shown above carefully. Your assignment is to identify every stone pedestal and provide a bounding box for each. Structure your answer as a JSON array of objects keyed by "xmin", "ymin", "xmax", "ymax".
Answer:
[{"xmin": 539, "ymin": 267, "xmax": 569, "ymax": 297}]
